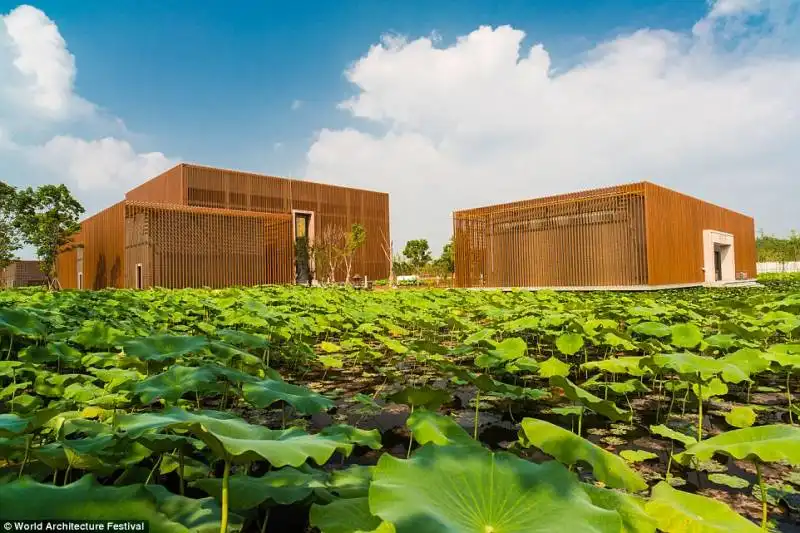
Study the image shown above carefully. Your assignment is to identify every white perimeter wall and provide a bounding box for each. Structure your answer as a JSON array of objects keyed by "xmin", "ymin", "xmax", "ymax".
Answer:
[{"xmin": 757, "ymin": 261, "xmax": 800, "ymax": 273}]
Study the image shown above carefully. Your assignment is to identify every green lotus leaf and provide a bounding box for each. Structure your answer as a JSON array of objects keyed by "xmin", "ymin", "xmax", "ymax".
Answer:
[
  {"xmin": 603, "ymin": 332, "xmax": 638, "ymax": 351},
  {"xmin": 71, "ymin": 320, "xmax": 127, "ymax": 349},
  {"xmin": 620, "ymin": 450, "xmax": 658, "ymax": 463},
  {"xmin": 320, "ymin": 425, "xmax": 383, "ymax": 450},
  {"xmin": 503, "ymin": 355, "xmax": 539, "ymax": 374},
  {"xmin": 327, "ymin": 465, "xmax": 374, "ymax": 499},
  {"xmin": 674, "ymin": 424, "xmax": 800, "ymax": 466},
  {"xmin": 375, "ymin": 335, "xmax": 408, "ymax": 354},
  {"xmin": 0, "ymin": 413, "xmax": 30, "ymax": 437},
  {"xmin": 520, "ymin": 418, "xmax": 647, "ymax": 492},
  {"xmin": 370, "ymin": 443, "xmax": 622, "ymax": 533},
  {"xmin": 0, "ymin": 308, "xmax": 47, "ymax": 338},
  {"xmin": 649, "ymin": 425, "xmax": 697, "ymax": 447},
  {"xmin": 0, "ymin": 381, "xmax": 30, "ymax": 400},
  {"xmin": 310, "ymin": 496, "xmax": 390, "ymax": 533},
  {"xmin": 134, "ymin": 365, "xmax": 219, "ymax": 405},
  {"xmin": 725, "ymin": 406, "xmax": 756, "ymax": 428},
  {"xmin": 115, "ymin": 408, "xmax": 353, "ymax": 465},
  {"xmin": 388, "ymin": 386, "xmax": 450, "ymax": 410},
  {"xmin": 719, "ymin": 349, "xmax": 770, "ymax": 376},
  {"xmin": 193, "ymin": 467, "xmax": 328, "ymax": 510},
  {"xmin": 406, "ymin": 408, "xmax": 478, "ymax": 448},
  {"xmin": 631, "ymin": 321, "xmax": 671, "ymax": 338},
  {"xmin": 552, "ymin": 406, "xmax": 585, "ymax": 417},
  {"xmin": 691, "ymin": 377, "xmax": 728, "ymax": 400},
  {"xmin": 143, "ymin": 483, "xmax": 244, "ymax": 532},
  {"xmin": 9, "ymin": 394, "xmax": 42, "ymax": 414},
  {"xmin": 641, "ymin": 353, "xmax": 721, "ymax": 381},
  {"xmin": 582, "ymin": 357, "xmax": 651, "ymax": 377},
  {"xmin": 581, "ymin": 484, "xmax": 657, "ymax": 533},
  {"xmin": 606, "ymin": 379, "xmax": 651, "ymax": 395},
  {"xmin": 670, "ymin": 324, "xmax": 703, "ymax": 349},
  {"xmin": 763, "ymin": 344, "xmax": 800, "ymax": 369},
  {"xmin": 123, "ymin": 335, "xmax": 209, "ymax": 362},
  {"xmin": 550, "ymin": 376, "xmax": 632, "ymax": 422},
  {"xmin": 645, "ymin": 481, "xmax": 760, "ymax": 532},
  {"xmin": 217, "ymin": 329, "xmax": 270, "ymax": 350},
  {"xmin": 704, "ymin": 334, "xmax": 737, "ymax": 350},
  {"xmin": 207, "ymin": 341, "xmax": 263, "ymax": 367},
  {"xmin": 319, "ymin": 341, "xmax": 343, "ymax": 353},
  {"xmin": 707, "ymin": 473, "xmax": 750, "ymax": 489},
  {"xmin": 464, "ymin": 328, "xmax": 496, "ymax": 345},
  {"xmin": 243, "ymin": 378, "xmax": 334, "ymax": 414},
  {"xmin": 556, "ymin": 333, "xmax": 585, "ymax": 355},
  {"xmin": 539, "ymin": 356, "xmax": 572, "ymax": 378},
  {"xmin": 0, "ymin": 474, "xmax": 204, "ymax": 531},
  {"xmin": 159, "ymin": 452, "xmax": 210, "ymax": 480},
  {"xmin": 486, "ymin": 337, "xmax": 527, "ymax": 361},
  {"xmin": 319, "ymin": 355, "xmax": 344, "ymax": 368}
]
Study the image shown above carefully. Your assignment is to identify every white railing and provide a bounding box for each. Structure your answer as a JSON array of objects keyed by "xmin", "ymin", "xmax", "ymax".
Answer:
[{"xmin": 757, "ymin": 261, "xmax": 800, "ymax": 274}]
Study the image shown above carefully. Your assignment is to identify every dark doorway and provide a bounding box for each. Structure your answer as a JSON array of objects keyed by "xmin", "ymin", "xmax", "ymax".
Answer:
[
  {"xmin": 294, "ymin": 213, "xmax": 312, "ymax": 285},
  {"xmin": 714, "ymin": 249, "xmax": 722, "ymax": 281}
]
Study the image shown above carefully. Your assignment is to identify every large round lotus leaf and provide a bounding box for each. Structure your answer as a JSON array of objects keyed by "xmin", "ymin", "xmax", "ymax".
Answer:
[
  {"xmin": 406, "ymin": 408, "xmax": 477, "ymax": 448},
  {"xmin": 369, "ymin": 444, "xmax": 623, "ymax": 533},
  {"xmin": 674, "ymin": 424, "xmax": 800, "ymax": 466},
  {"xmin": 645, "ymin": 481, "xmax": 760, "ymax": 532},
  {"xmin": 549, "ymin": 376, "xmax": 632, "ymax": 422},
  {"xmin": 556, "ymin": 333, "xmax": 584, "ymax": 355},
  {"xmin": 0, "ymin": 413, "xmax": 30, "ymax": 436},
  {"xmin": 0, "ymin": 308, "xmax": 46, "ymax": 338},
  {"xmin": 320, "ymin": 425, "xmax": 383, "ymax": 450},
  {"xmin": 520, "ymin": 418, "xmax": 647, "ymax": 492},
  {"xmin": 692, "ymin": 377, "xmax": 728, "ymax": 400},
  {"xmin": 115, "ymin": 408, "xmax": 353, "ymax": 466},
  {"xmin": 487, "ymin": 337, "xmax": 527, "ymax": 360},
  {"xmin": 670, "ymin": 324, "xmax": 703, "ymax": 349},
  {"xmin": 631, "ymin": 321, "xmax": 671, "ymax": 339},
  {"xmin": 134, "ymin": 365, "xmax": 219, "ymax": 405},
  {"xmin": 641, "ymin": 353, "xmax": 721, "ymax": 381},
  {"xmin": 387, "ymin": 386, "xmax": 451, "ymax": 410},
  {"xmin": 217, "ymin": 328, "xmax": 270, "ymax": 350},
  {"xmin": 70, "ymin": 320, "xmax": 127, "ymax": 349},
  {"xmin": 123, "ymin": 335, "xmax": 209, "ymax": 362},
  {"xmin": 649, "ymin": 425, "xmax": 697, "ymax": 447},
  {"xmin": 193, "ymin": 467, "xmax": 328, "ymax": 510},
  {"xmin": 725, "ymin": 406, "xmax": 756, "ymax": 428},
  {"xmin": 582, "ymin": 357, "xmax": 651, "ymax": 377},
  {"xmin": 143, "ymin": 484, "xmax": 244, "ymax": 532},
  {"xmin": 243, "ymin": 378, "xmax": 334, "ymax": 414},
  {"xmin": 0, "ymin": 474, "xmax": 240, "ymax": 532},
  {"xmin": 581, "ymin": 483, "xmax": 656, "ymax": 533},
  {"xmin": 311, "ymin": 497, "xmax": 392, "ymax": 533},
  {"xmin": 719, "ymin": 349, "xmax": 770, "ymax": 376},
  {"xmin": 538, "ymin": 356, "xmax": 572, "ymax": 378}
]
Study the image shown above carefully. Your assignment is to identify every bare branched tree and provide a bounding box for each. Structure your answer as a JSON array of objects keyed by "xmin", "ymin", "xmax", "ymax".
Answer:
[{"xmin": 379, "ymin": 227, "xmax": 395, "ymax": 287}]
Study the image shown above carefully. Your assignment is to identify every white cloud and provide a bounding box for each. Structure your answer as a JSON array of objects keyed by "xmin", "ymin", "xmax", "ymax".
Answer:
[
  {"xmin": 306, "ymin": 0, "xmax": 800, "ymax": 253},
  {"xmin": 32, "ymin": 136, "xmax": 174, "ymax": 191},
  {"xmin": 0, "ymin": 5, "xmax": 175, "ymax": 213}
]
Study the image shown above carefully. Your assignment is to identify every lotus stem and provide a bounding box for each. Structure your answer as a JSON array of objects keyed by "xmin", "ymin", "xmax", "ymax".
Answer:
[
  {"xmin": 64, "ymin": 463, "xmax": 71, "ymax": 486},
  {"xmin": 666, "ymin": 381, "xmax": 677, "ymax": 424},
  {"xmin": 473, "ymin": 389, "xmax": 480, "ymax": 440},
  {"xmin": 145, "ymin": 455, "xmax": 162, "ymax": 485},
  {"xmin": 5, "ymin": 336, "xmax": 13, "ymax": 360},
  {"xmin": 260, "ymin": 509, "xmax": 270, "ymax": 533},
  {"xmin": 18, "ymin": 434, "xmax": 31, "ymax": 479},
  {"xmin": 787, "ymin": 370, "xmax": 794, "ymax": 425},
  {"xmin": 665, "ymin": 442, "xmax": 674, "ymax": 480},
  {"xmin": 178, "ymin": 449, "xmax": 185, "ymax": 496},
  {"xmin": 755, "ymin": 461, "xmax": 767, "ymax": 530},
  {"xmin": 697, "ymin": 381, "xmax": 703, "ymax": 442},
  {"xmin": 407, "ymin": 404, "xmax": 415, "ymax": 458},
  {"xmin": 577, "ymin": 408, "xmax": 583, "ymax": 438},
  {"xmin": 217, "ymin": 460, "xmax": 231, "ymax": 533},
  {"xmin": 747, "ymin": 381, "xmax": 752, "ymax": 404},
  {"xmin": 681, "ymin": 388, "xmax": 690, "ymax": 416}
]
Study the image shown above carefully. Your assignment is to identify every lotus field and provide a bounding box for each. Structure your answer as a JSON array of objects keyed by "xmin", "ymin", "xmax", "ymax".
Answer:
[{"xmin": 1, "ymin": 276, "xmax": 799, "ymax": 532}]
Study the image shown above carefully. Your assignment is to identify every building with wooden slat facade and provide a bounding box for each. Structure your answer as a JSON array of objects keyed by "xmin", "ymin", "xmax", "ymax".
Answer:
[
  {"xmin": 56, "ymin": 163, "xmax": 390, "ymax": 289},
  {"xmin": 453, "ymin": 182, "xmax": 756, "ymax": 289},
  {"xmin": 1, "ymin": 260, "xmax": 46, "ymax": 288}
]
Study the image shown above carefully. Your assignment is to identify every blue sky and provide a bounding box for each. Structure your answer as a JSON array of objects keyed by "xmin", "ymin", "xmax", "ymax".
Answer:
[{"xmin": 1, "ymin": 0, "xmax": 798, "ymax": 257}]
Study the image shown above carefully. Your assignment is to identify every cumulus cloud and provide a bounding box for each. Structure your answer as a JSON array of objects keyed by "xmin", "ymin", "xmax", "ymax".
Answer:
[
  {"xmin": 0, "ymin": 5, "xmax": 175, "ymax": 209},
  {"xmin": 306, "ymin": 0, "xmax": 800, "ymax": 252}
]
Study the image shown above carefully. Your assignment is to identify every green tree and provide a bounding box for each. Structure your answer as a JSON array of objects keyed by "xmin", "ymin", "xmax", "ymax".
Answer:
[
  {"xmin": 0, "ymin": 181, "xmax": 20, "ymax": 271},
  {"xmin": 434, "ymin": 238, "xmax": 455, "ymax": 275},
  {"xmin": 342, "ymin": 223, "xmax": 367, "ymax": 283},
  {"xmin": 13, "ymin": 184, "xmax": 84, "ymax": 289},
  {"xmin": 756, "ymin": 229, "xmax": 800, "ymax": 263},
  {"xmin": 402, "ymin": 239, "xmax": 432, "ymax": 271}
]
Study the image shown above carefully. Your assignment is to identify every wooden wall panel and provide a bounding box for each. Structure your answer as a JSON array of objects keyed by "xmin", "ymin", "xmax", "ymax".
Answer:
[
  {"xmin": 644, "ymin": 183, "xmax": 756, "ymax": 285},
  {"xmin": 182, "ymin": 164, "xmax": 390, "ymax": 281},
  {"xmin": 454, "ymin": 189, "xmax": 647, "ymax": 288},
  {"xmin": 81, "ymin": 203, "xmax": 126, "ymax": 289},
  {"xmin": 125, "ymin": 166, "xmax": 186, "ymax": 204},
  {"xmin": 125, "ymin": 203, "xmax": 292, "ymax": 289}
]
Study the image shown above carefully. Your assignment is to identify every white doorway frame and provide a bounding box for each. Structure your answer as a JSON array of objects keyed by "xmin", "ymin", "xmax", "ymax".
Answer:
[
  {"xmin": 291, "ymin": 209, "xmax": 315, "ymax": 284},
  {"xmin": 702, "ymin": 230, "xmax": 735, "ymax": 283}
]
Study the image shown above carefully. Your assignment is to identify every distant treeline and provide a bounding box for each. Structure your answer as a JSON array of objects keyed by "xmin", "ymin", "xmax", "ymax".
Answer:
[{"xmin": 756, "ymin": 230, "xmax": 800, "ymax": 262}]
